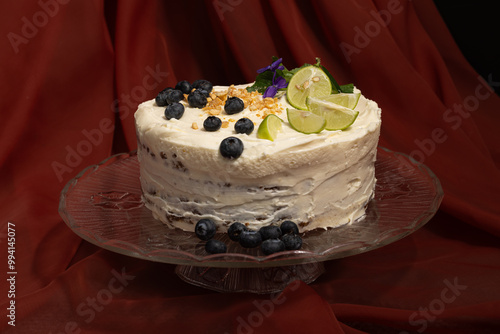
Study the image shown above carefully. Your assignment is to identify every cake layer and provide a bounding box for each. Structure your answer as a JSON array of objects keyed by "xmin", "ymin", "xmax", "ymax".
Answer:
[{"xmin": 135, "ymin": 85, "xmax": 381, "ymax": 232}]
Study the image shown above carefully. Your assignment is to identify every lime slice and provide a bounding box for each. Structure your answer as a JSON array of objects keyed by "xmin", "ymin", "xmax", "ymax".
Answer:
[
  {"xmin": 306, "ymin": 97, "xmax": 359, "ymax": 130},
  {"xmin": 287, "ymin": 108, "xmax": 326, "ymax": 134},
  {"xmin": 319, "ymin": 92, "xmax": 361, "ymax": 109},
  {"xmin": 257, "ymin": 114, "xmax": 283, "ymax": 141},
  {"xmin": 287, "ymin": 65, "xmax": 332, "ymax": 110}
]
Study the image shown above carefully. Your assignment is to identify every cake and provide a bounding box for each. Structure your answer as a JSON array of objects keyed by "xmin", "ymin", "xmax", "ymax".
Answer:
[{"xmin": 135, "ymin": 60, "xmax": 381, "ymax": 233}]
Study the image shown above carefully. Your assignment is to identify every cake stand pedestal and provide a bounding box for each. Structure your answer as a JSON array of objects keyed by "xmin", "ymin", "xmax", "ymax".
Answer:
[{"xmin": 175, "ymin": 262, "xmax": 325, "ymax": 294}]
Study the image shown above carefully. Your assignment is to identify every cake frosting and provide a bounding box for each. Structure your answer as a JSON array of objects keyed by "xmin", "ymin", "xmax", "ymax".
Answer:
[{"xmin": 135, "ymin": 84, "xmax": 381, "ymax": 232}]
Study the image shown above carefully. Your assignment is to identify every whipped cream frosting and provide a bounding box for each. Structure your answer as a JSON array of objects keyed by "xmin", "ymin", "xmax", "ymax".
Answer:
[{"xmin": 135, "ymin": 84, "xmax": 381, "ymax": 232}]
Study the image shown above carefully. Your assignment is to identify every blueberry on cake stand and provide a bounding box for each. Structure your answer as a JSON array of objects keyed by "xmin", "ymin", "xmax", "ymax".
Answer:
[{"xmin": 59, "ymin": 148, "xmax": 443, "ymax": 294}]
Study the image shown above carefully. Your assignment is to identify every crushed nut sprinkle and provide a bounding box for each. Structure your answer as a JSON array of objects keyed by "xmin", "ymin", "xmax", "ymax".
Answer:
[
  {"xmin": 201, "ymin": 87, "xmax": 284, "ymax": 119},
  {"xmin": 192, "ymin": 122, "xmax": 199, "ymax": 130}
]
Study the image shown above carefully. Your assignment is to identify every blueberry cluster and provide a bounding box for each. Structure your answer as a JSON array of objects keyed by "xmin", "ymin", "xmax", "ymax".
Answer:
[
  {"xmin": 195, "ymin": 219, "xmax": 227, "ymax": 254},
  {"xmin": 155, "ymin": 79, "xmax": 214, "ymax": 120},
  {"xmin": 156, "ymin": 87, "xmax": 185, "ymax": 120},
  {"xmin": 230, "ymin": 221, "xmax": 303, "ymax": 255},
  {"xmin": 195, "ymin": 219, "xmax": 303, "ymax": 255},
  {"xmin": 188, "ymin": 79, "xmax": 213, "ymax": 109},
  {"xmin": 156, "ymin": 87, "xmax": 181, "ymax": 107}
]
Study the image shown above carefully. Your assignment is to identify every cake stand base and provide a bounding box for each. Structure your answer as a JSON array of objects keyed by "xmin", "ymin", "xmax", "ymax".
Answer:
[{"xmin": 175, "ymin": 262, "xmax": 325, "ymax": 294}]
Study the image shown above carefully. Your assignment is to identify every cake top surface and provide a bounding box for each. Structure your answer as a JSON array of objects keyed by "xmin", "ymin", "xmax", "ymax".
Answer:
[{"xmin": 135, "ymin": 84, "xmax": 380, "ymax": 155}]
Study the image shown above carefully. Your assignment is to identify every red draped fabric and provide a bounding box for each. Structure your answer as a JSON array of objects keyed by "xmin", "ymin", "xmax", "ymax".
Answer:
[{"xmin": 1, "ymin": 0, "xmax": 499, "ymax": 333}]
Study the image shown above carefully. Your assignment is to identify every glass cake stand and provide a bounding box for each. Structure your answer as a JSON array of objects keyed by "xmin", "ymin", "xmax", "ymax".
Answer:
[{"xmin": 59, "ymin": 147, "xmax": 443, "ymax": 294}]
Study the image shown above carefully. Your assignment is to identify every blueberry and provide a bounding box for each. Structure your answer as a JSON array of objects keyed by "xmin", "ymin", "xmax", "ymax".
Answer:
[
  {"xmin": 197, "ymin": 89, "xmax": 210, "ymax": 97},
  {"xmin": 227, "ymin": 222, "xmax": 247, "ymax": 241},
  {"xmin": 166, "ymin": 89, "xmax": 184, "ymax": 105},
  {"xmin": 155, "ymin": 87, "xmax": 173, "ymax": 106},
  {"xmin": 188, "ymin": 90, "xmax": 208, "ymax": 108},
  {"xmin": 261, "ymin": 239, "xmax": 285, "ymax": 255},
  {"xmin": 203, "ymin": 116, "xmax": 222, "ymax": 132},
  {"xmin": 192, "ymin": 79, "xmax": 213, "ymax": 93},
  {"xmin": 219, "ymin": 137, "xmax": 244, "ymax": 159},
  {"xmin": 234, "ymin": 118, "xmax": 254, "ymax": 135},
  {"xmin": 239, "ymin": 230, "xmax": 262, "ymax": 248},
  {"xmin": 281, "ymin": 234, "xmax": 303, "ymax": 250},
  {"xmin": 175, "ymin": 80, "xmax": 192, "ymax": 94},
  {"xmin": 195, "ymin": 218, "xmax": 217, "ymax": 241},
  {"xmin": 164, "ymin": 102, "xmax": 185, "ymax": 120},
  {"xmin": 259, "ymin": 225, "xmax": 282, "ymax": 241},
  {"xmin": 205, "ymin": 239, "xmax": 227, "ymax": 254},
  {"xmin": 224, "ymin": 97, "xmax": 245, "ymax": 115},
  {"xmin": 280, "ymin": 220, "xmax": 299, "ymax": 235}
]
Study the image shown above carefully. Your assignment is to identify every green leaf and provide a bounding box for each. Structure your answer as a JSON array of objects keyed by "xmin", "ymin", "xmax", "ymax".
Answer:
[
  {"xmin": 247, "ymin": 70, "xmax": 274, "ymax": 94},
  {"xmin": 339, "ymin": 83, "xmax": 354, "ymax": 93},
  {"xmin": 317, "ymin": 64, "xmax": 341, "ymax": 94}
]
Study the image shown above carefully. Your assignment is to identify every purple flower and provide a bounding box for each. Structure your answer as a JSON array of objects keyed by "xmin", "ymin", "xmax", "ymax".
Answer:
[
  {"xmin": 256, "ymin": 57, "xmax": 288, "ymax": 98},
  {"xmin": 263, "ymin": 71, "xmax": 288, "ymax": 98},
  {"xmin": 257, "ymin": 58, "xmax": 284, "ymax": 74}
]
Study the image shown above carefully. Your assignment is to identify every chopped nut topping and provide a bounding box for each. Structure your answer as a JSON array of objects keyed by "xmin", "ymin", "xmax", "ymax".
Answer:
[
  {"xmin": 221, "ymin": 121, "xmax": 229, "ymax": 128},
  {"xmin": 191, "ymin": 122, "xmax": 198, "ymax": 130},
  {"xmin": 200, "ymin": 86, "xmax": 284, "ymax": 120}
]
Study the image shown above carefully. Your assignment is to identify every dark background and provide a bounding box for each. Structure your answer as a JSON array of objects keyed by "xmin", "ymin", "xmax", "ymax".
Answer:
[{"xmin": 435, "ymin": 1, "xmax": 499, "ymax": 95}]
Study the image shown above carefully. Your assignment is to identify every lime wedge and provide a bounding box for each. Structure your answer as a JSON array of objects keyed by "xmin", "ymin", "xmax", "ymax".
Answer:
[
  {"xmin": 318, "ymin": 92, "xmax": 361, "ymax": 109},
  {"xmin": 306, "ymin": 97, "xmax": 359, "ymax": 131},
  {"xmin": 257, "ymin": 114, "xmax": 283, "ymax": 141},
  {"xmin": 287, "ymin": 65, "xmax": 332, "ymax": 110},
  {"xmin": 287, "ymin": 108, "xmax": 326, "ymax": 134}
]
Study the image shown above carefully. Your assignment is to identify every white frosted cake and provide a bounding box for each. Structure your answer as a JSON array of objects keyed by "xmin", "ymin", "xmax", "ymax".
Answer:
[{"xmin": 135, "ymin": 79, "xmax": 381, "ymax": 233}]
